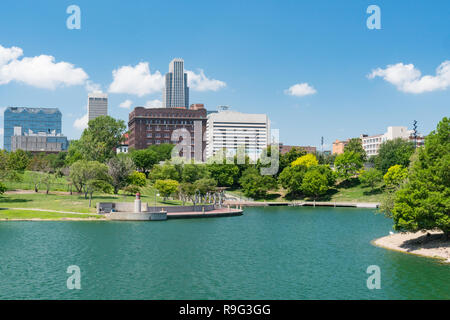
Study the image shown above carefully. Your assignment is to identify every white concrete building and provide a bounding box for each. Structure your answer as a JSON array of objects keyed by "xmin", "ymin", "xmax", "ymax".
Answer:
[
  {"xmin": 206, "ymin": 108, "xmax": 270, "ymax": 161},
  {"xmin": 361, "ymin": 126, "xmax": 413, "ymax": 157},
  {"xmin": 88, "ymin": 92, "xmax": 108, "ymax": 121}
]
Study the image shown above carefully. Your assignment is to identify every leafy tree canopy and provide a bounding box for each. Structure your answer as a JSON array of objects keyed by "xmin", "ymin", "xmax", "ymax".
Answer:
[
  {"xmin": 375, "ymin": 138, "xmax": 415, "ymax": 174},
  {"xmin": 291, "ymin": 153, "xmax": 318, "ymax": 168},
  {"xmin": 344, "ymin": 138, "xmax": 367, "ymax": 162},
  {"xmin": 387, "ymin": 117, "xmax": 450, "ymax": 237},
  {"xmin": 79, "ymin": 116, "xmax": 126, "ymax": 163}
]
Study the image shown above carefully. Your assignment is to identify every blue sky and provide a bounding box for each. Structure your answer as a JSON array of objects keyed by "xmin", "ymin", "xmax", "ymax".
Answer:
[{"xmin": 0, "ymin": 0, "xmax": 449, "ymax": 149}]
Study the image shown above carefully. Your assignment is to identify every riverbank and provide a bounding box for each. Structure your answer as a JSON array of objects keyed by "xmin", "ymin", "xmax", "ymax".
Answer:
[
  {"xmin": 224, "ymin": 199, "xmax": 379, "ymax": 208},
  {"xmin": 373, "ymin": 230, "xmax": 450, "ymax": 263}
]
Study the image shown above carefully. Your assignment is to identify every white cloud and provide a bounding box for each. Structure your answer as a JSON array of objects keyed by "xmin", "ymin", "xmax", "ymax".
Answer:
[
  {"xmin": 119, "ymin": 99, "xmax": 133, "ymax": 109},
  {"xmin": 186, "ymin": 69, "xmax": 226, "ymax": 91},
  {"xmin": 145, "ymin": 99, "xmax": 162, "ymax": 108},
  {"xmin": 73, "ymin": 113, "xmax": 88, "ymax": 130},
  {"xmin": 285, "ymin": 83, "xmax": 317, "ymax": 97},
  {"xmin": 368, "ymin": 61, "xmax": 450, "ymax": 94},
  {"xmin": 108, "ymin": 62, "xmax": 164, "ymax": 97},
  {"xmin": 85, "ymin": 80, "xmax": 103, "ymax": 93},
  {"xmin": 108, "ymin": 62, "xmax": 226, "ymax": 96},
  {"xmin": 0, "ymin": 45, "xmax": 88, "ymax": 90},
  {"xmin": 0, "ymin": 45, "xmax": 22, "ymax": 66}
]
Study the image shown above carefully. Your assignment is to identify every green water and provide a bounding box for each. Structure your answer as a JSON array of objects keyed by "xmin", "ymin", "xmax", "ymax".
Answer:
[{"xmin": 0, "ymin": 206, "xmax": 448, "ymax": 299}]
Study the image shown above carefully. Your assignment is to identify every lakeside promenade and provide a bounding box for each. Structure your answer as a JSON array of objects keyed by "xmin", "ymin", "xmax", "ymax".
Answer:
[{"xmin": 224, "ymin": 200, "xmax": 379, "ymax": 209}]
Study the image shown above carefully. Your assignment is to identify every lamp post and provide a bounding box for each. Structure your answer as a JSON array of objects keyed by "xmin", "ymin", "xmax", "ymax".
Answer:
[
  {"xmin": 154, "ymin": 193, "xmax": 160, "ymax": 211},
  {"xmin": 195, "ymin": 190, "xmax": 201, "ymax": 211}
]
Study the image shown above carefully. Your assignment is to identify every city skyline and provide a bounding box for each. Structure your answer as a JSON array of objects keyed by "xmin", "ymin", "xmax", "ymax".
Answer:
[{"xmin": 0, "ymin": 1, "xmax": 449, "ymax": 149}]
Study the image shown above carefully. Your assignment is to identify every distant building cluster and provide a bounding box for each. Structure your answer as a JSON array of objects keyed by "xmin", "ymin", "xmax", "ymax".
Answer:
[
  {"xmin": 7, "ymin": 57, "xmax": 422, "ymax": 161},
  {"xmin": 332, "ymin": 126, "xmax": 425, "ymax": 157},
  {"xmin": 127, "ymin": 58, "xmax": 273, "ymax": 162}
]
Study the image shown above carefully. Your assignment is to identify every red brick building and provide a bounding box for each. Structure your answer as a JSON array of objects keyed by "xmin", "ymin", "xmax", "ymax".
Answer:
[
  {"xmin": 279, "ymin": 144, "xmax": 317, "ymax": 155},
  {"xmin": 128, "ymin": 106, "xmax": 207, "ymax": 161}
]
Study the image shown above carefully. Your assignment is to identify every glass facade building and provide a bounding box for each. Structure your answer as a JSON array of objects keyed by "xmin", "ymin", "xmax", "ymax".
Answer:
[
  {"xmin": 162, "ymin": 58, "xmax": 189, "ymax": 108},
  {"xmin": 3, "ymin": 107, "xmax": 67, "ymax": 152}
]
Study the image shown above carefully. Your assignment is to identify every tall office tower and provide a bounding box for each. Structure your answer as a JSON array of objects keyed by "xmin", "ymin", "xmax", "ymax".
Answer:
[
  {"xmin": 88, "ymin": 92, "xmax": 108, "ymax": 121},
  {"xmin": 3, "ymin": 107, "xmax": 68, "ymax": 152},
  {"xmin": 162, "ymin": 58, "xmax": 189, "ymax": 108}
]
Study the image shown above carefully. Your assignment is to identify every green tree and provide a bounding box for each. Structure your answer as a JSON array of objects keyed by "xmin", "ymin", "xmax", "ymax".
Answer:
[
  {"xmin": 344, "ymin": 138, "xmax": 367, "ymax": 162},
  {"xmin": 194, "ymin": 178, "xmax": 217, "ymax": 203},
  {"xmin": 239, "ymin": 167, "xmax": 277, "ymax": 199},
  {"xmin": 79, "ymin": 116, "xmax": 126, "ymax": 163},
  {"xmin": 279, "ymin": 147, "xmax": 307, "ymax": 172},
  {"xmin": 178, "ymin": 182, "xmax": 196, "ymax": 205},
  {"xmin": 154, "ymin": 179, "xmax": 179, "ymax": 199},
  {"xmin": 375, "ymin": 138, "xmax": 415, "ymax": 173},
  {"xmin": 359, "ymin": 168, "xmax": 383, "ymax": 191},
  {"xmin": 129, "ymin": 148, "xmax": 159, "ymax": 177},
  {"xmin": 181, "ymin": 164, "xmax": 210, "ymax": 183},
  {"xmin": 278, "ymin": 165, "xmax": 308, "ymax": 196},
  {"xmin": 0, "ymin": 182, "xmax": 6, "ymax": 195},
  {"xmin": 301, "ymin": 169, "xmax": 329, "ymax": 200},
  {"xmin": 107, "ymin": 155, "xmax": 135, "ymax": 194},
  {"xmin": 65, "ymin": 140, "xmax": 84, "ymax": 166},
  {"xmin": 150, "ymin": 143, "xmax": 175, "ymax": 162},
  {"xmin": 334, "ymin": 151, "xmax": 363, "ymax": 181},
  {"xmin": 69, "ymin": 160, "xmax": 110, "ymax": 198},
  {"xmin": 86, "ymin": 179, "xmax": 113, "ymax": 207},
  {"xmin": 127, "ymin": 171, "xmax": 147, "ymax": 187},
  {"xmin": 385, "ymin": 117, "xmax": 450, "ymax": 238},
  {"xmin": 7, "ymin": 150, "xmax": 31, "ymax": 172},
  {"xmin": 149, "ymin": 163, "xmax": 180, "ymax": 182},
  {"xmin": 40, "ymin": 173, "xmax": 54, "ymax": 194},
  {"xmin": 206, "ymin": 163, "xmax": 240, "ymax": 187},
  {"xmin": 291, "ymin": 153, "xmax": 318, "ymax": 168},
  {"xmin": 383, "ymin": 165, "xmax": 408, "ymax": 190}
]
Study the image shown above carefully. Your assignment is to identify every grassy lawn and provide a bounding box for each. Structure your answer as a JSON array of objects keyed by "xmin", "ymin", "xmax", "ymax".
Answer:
[
  {"xmin": 0, "ymin": 209, "xmax": 103, "ymax": 220},
  {"xmin": 0, "ymin": 183, "xmax": 189, "ymax": 213},
  {"xmin": 4, "ymin": 171, "xmax": 71, "ymax": 192}
]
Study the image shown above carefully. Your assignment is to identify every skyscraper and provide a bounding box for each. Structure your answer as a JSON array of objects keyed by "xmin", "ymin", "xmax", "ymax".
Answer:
[
  {"xmin": 88, "ymin": 92, "xmax": 108, "ymax": 121},
  {"xmin": 163, "ymin": 58, "xmax": 189, "ymax": 108}
]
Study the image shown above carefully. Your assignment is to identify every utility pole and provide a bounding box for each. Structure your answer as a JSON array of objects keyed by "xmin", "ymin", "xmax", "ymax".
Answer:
[
  {"xmin": 321, "ymin": 136, "xmax": 324, "ymax": 153},
  {"xmin": 413, "ymin": 120, "xmax": 418, "ymax": 149}
]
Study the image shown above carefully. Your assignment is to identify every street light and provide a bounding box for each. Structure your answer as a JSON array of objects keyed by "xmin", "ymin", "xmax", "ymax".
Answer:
[
  {"xmin": 195, "ymin": 190, "xmax": 201, "ymax": 211},
  {"xmin": 154, "ymin": 193, "xmax": 160, "ymax": 211}
]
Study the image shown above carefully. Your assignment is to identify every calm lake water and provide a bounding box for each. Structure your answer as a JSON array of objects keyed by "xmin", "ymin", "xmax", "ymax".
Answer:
[{"xmin": 0, "ymin": 206, "xmax": 449, "ymax": 300}]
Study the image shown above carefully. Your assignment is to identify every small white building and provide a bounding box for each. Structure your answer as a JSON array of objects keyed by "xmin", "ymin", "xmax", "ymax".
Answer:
[
  {"xmin": 206, "ymin": 108, "xmax": 270, "ymax": 162},
  {"xmin": 361, "ymin": 126, "xmax": 413, "ymax": 157}
]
